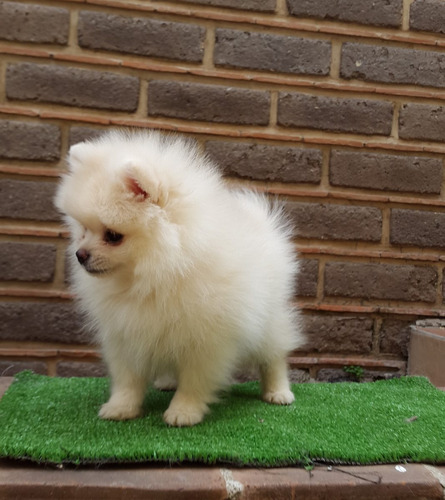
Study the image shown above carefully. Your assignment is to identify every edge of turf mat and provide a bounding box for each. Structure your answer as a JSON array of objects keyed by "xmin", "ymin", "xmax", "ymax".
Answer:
[{"xmin": 0, "ymin": 371, "xmax": 444, "ymax": 467}]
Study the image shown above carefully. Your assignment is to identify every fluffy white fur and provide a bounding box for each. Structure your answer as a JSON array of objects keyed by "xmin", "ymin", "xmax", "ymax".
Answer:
[{"xmin": 55, "ymin": 130, "xmax": 304, "ymax": 426}]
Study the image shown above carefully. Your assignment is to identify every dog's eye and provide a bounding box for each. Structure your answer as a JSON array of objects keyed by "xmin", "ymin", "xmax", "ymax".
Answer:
[{"xmin": 104, "ymin": 229, "xmax": 124, "ymax": 245}]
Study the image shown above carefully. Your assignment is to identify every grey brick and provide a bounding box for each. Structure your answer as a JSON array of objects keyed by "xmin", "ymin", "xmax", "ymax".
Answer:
[
  {"xmin": 153, "ymin": 0, "xmax": 276, "ymax": 12},
  {"xmin": 0, "ymin": 242, "xmax": 56, "ymax": 282},
  {"xmin": 78, "ymin": 11, "xmax": 205, "ymax": 62},
  {"xmin": 341, "ymin": 43, "xmax": 445, "ymax": 89},
  {"xmin": 286, "ymin": 0, "xmax": 402, "ymax": 27},
  {"xmin": 6, "ymin": 63, "xmax": 139, "ymax": 112},
  {"xmin": 205, "ymin": 141, "xmax": 322, "ymax": 183},
  {"xmin": 0, "ymin": 120, "xmax": 61, "ymax": 161},
  {"xmin": 0, "ymin": 1, "xmax": 69, "ymax": 44},
  {"xmin": 69, "ymin": 126, "xmax": 106, "ymax": 146},
  {"xmin": 148, "ymin": 81, "xmax": 270, "ymax": 125},
  {"xmin": 214, "ymin": 29, "xmax": 331, "ymax": 75},
  {"xmin": 330, "ymin": 150, "xmax": 443, "ymax": 194},
  {"xmin": 410, "ymin": 0, "xmax": 445, "ymax": 34},
  {"xmin": 304, "ymin": 314, "xmax": 374, "ymax": 353},
  {"xmin": 325, "ymin": 262, "xmax": 438, "ymax": 302},
  {"xmin": 399, "ymin": 104, "xmax": 445, "ymax": 142},
  {"xmin": 0, "ymin": 302, "xmax": 89, "ymax": 344},
  {"xmin": 391, "ymin": 209, "xmax": 445, "ymax": 249},
  {"xmin": 0, "ymin": 179, "xmax": 59, "ymax": 222},
  {"xmin": 278, "ymin": 93, "xmax": 393, "ymax": 136},
  {"xmin": 287, "ymin": 202, "xmax": 382, "ymax": 242}
]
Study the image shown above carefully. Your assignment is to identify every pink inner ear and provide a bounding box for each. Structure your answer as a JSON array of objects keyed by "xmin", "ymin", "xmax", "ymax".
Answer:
[{"xmin": 126, "ymin": 176, "xmax": 149, "ymax": 200}]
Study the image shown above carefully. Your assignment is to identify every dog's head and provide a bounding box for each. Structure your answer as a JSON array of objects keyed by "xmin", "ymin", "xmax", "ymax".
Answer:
[{"xmin": 55, "ymin": 132, "xmax": 175, "ymax": 277}]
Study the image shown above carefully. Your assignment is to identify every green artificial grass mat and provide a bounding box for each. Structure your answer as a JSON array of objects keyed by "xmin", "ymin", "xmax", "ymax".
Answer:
[{"xmin": 0, "ymin": 371, "xmax": 444, "ymax": 467}]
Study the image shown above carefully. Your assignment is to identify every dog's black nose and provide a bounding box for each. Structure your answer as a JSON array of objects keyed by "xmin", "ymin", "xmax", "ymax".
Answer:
[{"xmin": 76, "ymin": 249, "xmax": 90, "ymax": 265}]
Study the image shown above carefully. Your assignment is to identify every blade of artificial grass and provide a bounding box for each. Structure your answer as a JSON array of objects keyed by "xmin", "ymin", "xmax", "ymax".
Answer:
[{"xmin": 0, "ymin": 371, "xmax": 444, "ymax": 466}]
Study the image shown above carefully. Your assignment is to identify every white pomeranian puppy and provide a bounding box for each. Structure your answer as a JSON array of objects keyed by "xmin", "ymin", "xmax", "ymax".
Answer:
[{"xmin": 55, "ymin": 130, "xmax": 304, "ymax": 426}]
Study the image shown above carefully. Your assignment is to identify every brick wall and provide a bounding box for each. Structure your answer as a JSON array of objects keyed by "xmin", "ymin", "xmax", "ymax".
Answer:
[{"xmin": 0, "ymin": 0, "xmax": 444, "ymax": 381}]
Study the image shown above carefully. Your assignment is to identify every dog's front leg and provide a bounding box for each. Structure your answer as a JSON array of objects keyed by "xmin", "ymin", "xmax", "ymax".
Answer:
[
  {"xmin": 163, "ymin": 363, "xmax": 216, "ymax": 427},
  {"xmin": 99, "ymin": 343, "xmax": 148, "ymax": 420}
]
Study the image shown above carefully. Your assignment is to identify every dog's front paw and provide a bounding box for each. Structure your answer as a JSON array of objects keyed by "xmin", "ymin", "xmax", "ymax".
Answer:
[
  {"xmin": 263, "ymin": 389, "xmax": 295, "ymax": 405},
  {"xmin": 99, "ymin": 401, "xmax": 141, "ymax": 421},
  {"xmin": 163, "ymin": 402, "xmax": 208, "ymax": 427}
]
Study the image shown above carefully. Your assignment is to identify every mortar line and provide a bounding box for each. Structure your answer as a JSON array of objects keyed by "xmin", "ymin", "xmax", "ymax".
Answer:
[
  {"xmin": 270, "ymin": 90, "xmax": 278, "ymax": 127},
  {"xmin": 316, "ymin": 258, "xmax": 326, "ymax": 302},
  {"xmin": 372, "ymin": 317, "xmax": 383, "ymax": 355},
  {"xmin": 381, "ymin": 207, "xmax": 392, "ymax": 247},
  {"xmin": 203, "ymin": 24, "xmax": 216, "ymax": 69},
  {"xmin": 330, "ymin": 39, "xmax": 342, "ymax": 80},
  {"xmin": 402, "ymin": 0, "xmax": 415, "ymax": 31},
  {"xmin": 391, "ymin": 102, "xmax": 401, "ymax": 140},
  {"xmin": 275, "ymin": 0, "xmax": 288, "ymax": 15}
]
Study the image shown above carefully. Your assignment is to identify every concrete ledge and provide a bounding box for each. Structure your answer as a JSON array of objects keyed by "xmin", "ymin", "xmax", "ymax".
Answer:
[{"xmin": 0, "ymin": 461, "xmax": 443, "ymax": 499}]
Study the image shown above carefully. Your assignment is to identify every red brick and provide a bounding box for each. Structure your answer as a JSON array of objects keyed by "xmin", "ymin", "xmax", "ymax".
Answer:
[
  {"xmin": 301, "ymin": 314, "xmax": 374, "ymax": 354},
  {"xmin": 329, "ymin": 150, "xmax": 442, "ymax": 194},
  {"xmin": 379, "ymin": 319, "xmax": 413, "ymax": 357},
  {"xmin": 214, "ymin": 29, "xmax": 331, "ymax": 75},
  {"xmin": 0, "ymin": 242, "xmax": 56, "ymax": 282},
  {"xmin": 316, "ymin": 368, "xmax": 399, "ymax": 382},
  {"xmin": 341, "ymin": 43, "xmax": 445, "ymax": 89},
  {"xmin": 205, "ymin": 141, "xmax": 322, "ymax": 183},
  {"xmin": 6, "ymin": 63, "xmax": 139, "ymax": 112},
  {"xmin": 0, "ymin": 302, "xmax": 88, "ymax": 344},
  {"xmin": 56, "ymin": 362, "xmax": 107, "ymax": 377},
  {"xmin": 0, "ymin": 179, "xmax": 59, "ymax": 222},
  {"xmin": 0, "ymin": 361, "xmax": 47, "ymax": 377},
  {"xmin": 410, "ymin": 0, "xmax": 445, "ymax": 34},
  {"xmin": 286, "ymin": 0, "xmax": 403, "ymax": 27},
  {"xmin": 0, "ymin": 1, "xmax": 69, "ymax": 44},
  {"xmin": 297, "ymin": 259, "xmax": 319, "ymax": 297},
  {"xmin": 148, "ymin": 81, "xmax": 270, "ymax": 125},
  {"xmin": 287, "ymin": 202, "xmax": 382, "ymax": 242},
  {"xmin": 78, "ymin": 11, "xmax": 205, "ymax": 62},
  {"xmin": 391, "ymin": 209, "xmax": 445, "ymax": 249},
  {"xmin": 325, "ymin": 262, "xmax": 438, "ymax": 302},
  {"xmin": 0, "ymin": 120, "xmax": 61, "ymax": 161},
  {"xmin": 278, "ymin": 93, "xmax": 393, "ymax": 136},
  {"xmin": 443, "ymin": 272, "xmax": 445, "ymax": 302},
  {"xmin": 399, "ymin": 104, "xmax": 445, "ymax": 143}
]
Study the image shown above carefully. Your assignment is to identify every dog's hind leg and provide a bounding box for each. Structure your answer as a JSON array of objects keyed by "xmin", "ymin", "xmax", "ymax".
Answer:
[{"xmin": 260, "ymin": 356, "xmax": 295, "ymax": 405}]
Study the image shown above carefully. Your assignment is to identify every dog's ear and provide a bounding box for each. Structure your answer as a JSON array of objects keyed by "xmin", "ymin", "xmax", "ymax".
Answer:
[
  {"xmin": 122, "ymin": 162, "xmax": 164, "ymax": 204},
  {"xmin": 124, "ymin": 169, "xmax": 150, "ymax": 201}
]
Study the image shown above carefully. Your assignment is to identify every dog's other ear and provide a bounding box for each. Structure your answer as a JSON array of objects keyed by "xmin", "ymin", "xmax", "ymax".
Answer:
[{"xmin": 67, "ymin": 143, "xmax": 87, "ymax": 172}]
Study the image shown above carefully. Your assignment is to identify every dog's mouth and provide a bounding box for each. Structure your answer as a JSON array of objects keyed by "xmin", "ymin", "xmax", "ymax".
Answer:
[{"xmin": 84, "ymin": 266, "xmax": 110, "ymax": 276}]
